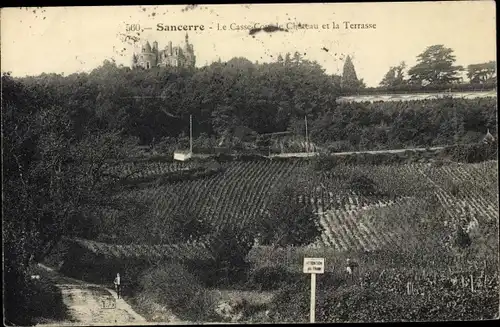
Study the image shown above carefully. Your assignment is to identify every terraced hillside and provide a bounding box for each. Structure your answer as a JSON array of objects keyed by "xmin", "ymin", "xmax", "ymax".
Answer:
[
  {"xmin": 111, "ymin": 160, "xmax": 498, "ymax": 252},
  {"xmin": 104, "ymin": 160, "xmax": 200, "ymax": 179}
]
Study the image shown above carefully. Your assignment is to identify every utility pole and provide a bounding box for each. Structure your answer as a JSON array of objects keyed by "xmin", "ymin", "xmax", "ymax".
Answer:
[
  {"xmin": 190, "ymin": 114, "xmax": 193, "ymax": 154},
  {"xmin": 453, "ymin": 104, "xmax": 458, "ymax": 144},
  {"xmin": 305, "ymin": 115, "xmax": 309, "ymax": 153}
]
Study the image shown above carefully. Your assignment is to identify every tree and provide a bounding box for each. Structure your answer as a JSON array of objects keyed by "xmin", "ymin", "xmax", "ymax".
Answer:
[
  {"xmin": 331, "ymin": 74, "xmax": 342, "ymax": 88},
  {"xmin": 204, "ymin": 224, "xmax": 255, "ymax": 286},
  {"xmin": 3, "ymin": 73, "xmax": 142, "ymax": 324},
  {"xmin": 292, "ymin": 51, "xmax": 302, "ymax": 66},
  {"xmin": 467, "ymin": 61, "xmax": 496, "ymax": 84},
  {"xmin": 379, "ymin": 62, "xmax": 407, "ymax": 87},
  {"xmin": 256, "ymin": 179, "xmax": 323, "ymax": 247},
  {"xmin": 408, "ymin": 45, "xmax": 464, "ymax": 85},
  {"xmin": 277, "ymin": 54, "xmax": 284, "ymax": 65},
  {"xmin": 341, "ymin": 55, "xmax": 364, "ymax": 91},
  {"xmin": 284, "ymin": 52, "xmax": 292, "ymax": 66}
]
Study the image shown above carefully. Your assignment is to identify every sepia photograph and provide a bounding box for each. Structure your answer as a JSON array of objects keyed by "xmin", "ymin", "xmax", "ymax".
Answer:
[{"xmin": 2, "ymin": 2, "xmax": 499, "ymax": 325}]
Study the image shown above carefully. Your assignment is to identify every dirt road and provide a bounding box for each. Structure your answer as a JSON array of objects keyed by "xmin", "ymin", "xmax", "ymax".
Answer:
[
  {"xmin": 267, "ymin": 146, "xmax": 445, "ymax": 158},
  {"xmin": 36, "ymin": 264, "xmax": 147, "ymax": 326}
]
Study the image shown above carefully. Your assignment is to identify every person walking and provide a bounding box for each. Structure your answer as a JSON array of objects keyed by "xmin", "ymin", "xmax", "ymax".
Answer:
[
  {"xmin": 346, "ymin": 258, "xmax": 359, "ymax": 283},
  {"xmin": 114, "ymin": 273, "xmax": 121, "ymax": 299}
]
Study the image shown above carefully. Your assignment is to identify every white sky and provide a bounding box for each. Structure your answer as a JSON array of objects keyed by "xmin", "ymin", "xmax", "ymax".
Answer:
[{"xmin": 1, "ymin": 2, "xmax": 496, "ymax": 87}]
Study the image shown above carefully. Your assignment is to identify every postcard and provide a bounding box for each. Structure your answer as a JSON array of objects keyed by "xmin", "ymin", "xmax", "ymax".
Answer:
[{"xmin": 2, "ymin": 2, "xmax": 498, "ymax": 325}]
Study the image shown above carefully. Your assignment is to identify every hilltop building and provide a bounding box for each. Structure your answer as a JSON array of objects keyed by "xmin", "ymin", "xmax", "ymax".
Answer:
[{"xmin": 132, "ymin": 33, "xmax": 196, "ymax": 69}]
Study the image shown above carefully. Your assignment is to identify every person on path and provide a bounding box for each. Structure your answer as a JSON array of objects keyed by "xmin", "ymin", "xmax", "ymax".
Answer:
[
  {"xmin": 346, "ymin": 258, "xmax": 359, "ymax": 283},
  {"xmin": 114, "ymin": 273, "xmax": 121, "ymax": 299}
]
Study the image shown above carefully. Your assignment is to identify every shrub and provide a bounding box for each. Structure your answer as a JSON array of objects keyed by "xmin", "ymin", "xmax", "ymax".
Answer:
[
  {"xmin": 449, "ymin": 182, "xmax": 460, "ymax": 196},
  {"xmin": 154, "ymin": 136, "xmax": 178, "ymax": 154},
  {"xmin": 256, "ymin": 181, "xmax": 323, "ymax": 247},
  {"xmin": 269, "ymin": 268, "xmax": 499, "ymax": 323},
  {"xmin": 204, "ymin": 225, "xmax": 255, "ymax": 287},
  {"xmin": 246, "ymin": 266, "xmax": 301, "ymax": 291},
  {"xmin": 137, "ymin": 262, "xmax": 219, "ymax": 322},
  {"xmin": 4, "ymin": 267, "xmax": 69, "ymax": 326},
  {"xmin": 442, "ymin": 141, "xmax": 498, "ymax": 163},
  {"xmin": 327, "ymin": 140, "xmax": 353, "ymax": 153},
  {"xmin": 348, "ymin": 173, "xmax": 379, "ymax": 195},
  {"xmin": 268, "ymin": 275, "xmax": 310, "ymax": 322},
  {"xmin": 312, "ymin": 151, "xmax": 430, "ymax": 169}
]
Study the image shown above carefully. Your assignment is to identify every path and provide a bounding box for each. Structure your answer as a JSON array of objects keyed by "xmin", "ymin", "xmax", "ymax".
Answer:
[
  {"xmin": 36, "ymin": 264, "xmax": 148, "ymax": 326},
  {"xmin": 267, "ymin": 146, "xmax": 445, "ymax": 158}
]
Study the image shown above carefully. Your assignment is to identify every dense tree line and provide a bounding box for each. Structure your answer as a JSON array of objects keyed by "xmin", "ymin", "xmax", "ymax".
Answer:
[
  {"xmin": 16, "ymin": 55, "xmax": 339, "ymax": 146},
  {"xmin": 376, "ymin": 44, "xmax": 496, "ymax": 93},
  {"xmin": 310, "ymin": 97, "xmax": 497, "ymax": 152},
  {"xmin": 12, "ymin": 57, "xmax": 496, "ymax": 153}
]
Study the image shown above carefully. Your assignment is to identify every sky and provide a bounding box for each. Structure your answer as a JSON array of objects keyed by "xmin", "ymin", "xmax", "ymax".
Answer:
[{"xmin": 1, "ymin": 2, "xmax": 496, "ymax": 87}]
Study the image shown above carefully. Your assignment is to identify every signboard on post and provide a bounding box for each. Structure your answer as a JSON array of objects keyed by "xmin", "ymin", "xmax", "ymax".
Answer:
[
  {"xmin": 303, "ymin": 258, "xmax": 325, "ymax": 323},
  {"xmin": 303, "ymin": 258, "xmax": 325, "ymax": 274}
]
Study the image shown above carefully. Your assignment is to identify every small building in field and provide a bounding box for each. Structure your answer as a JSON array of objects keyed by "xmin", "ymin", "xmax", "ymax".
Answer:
[{"xmin": 174, "ymin": 150, "xmax": 193, "ymax": 161}]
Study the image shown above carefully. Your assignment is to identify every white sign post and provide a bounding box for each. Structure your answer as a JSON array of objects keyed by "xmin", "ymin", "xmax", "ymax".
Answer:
[{"xmin": 303, "ymin": 257, "xmax": 325, "ymax": 323}]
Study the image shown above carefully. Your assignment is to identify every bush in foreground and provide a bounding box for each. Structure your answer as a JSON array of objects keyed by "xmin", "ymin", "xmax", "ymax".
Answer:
[
  {"xmin": 4, "ymin": 266, "xmax": 69, "ymax": 326},
  {"xmin": 246, "ymin": 266, "xmax": 303, "ymax": 291},
  {"xmin": 137, "ymin": 262, "xmax": 220, "ymax": 322},
  {"xmin": 269, "ymin": 269, "xmax": 499, "ymax": 322}
]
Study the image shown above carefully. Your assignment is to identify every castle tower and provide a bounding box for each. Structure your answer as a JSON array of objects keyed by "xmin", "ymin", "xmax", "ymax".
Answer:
[
  {"xmin": 133, "ymin": 38, "xmax": 195, "ymax": 69},
  {"xmin": 142, "ymin": 41, "xmax": 152, "ymax": 53},
  {"xmin": 183, "ymin": 33, "xmax": 195, "ymax": 67},
  {"xmin": 138, "ymin": 41, "xmax": 156, "ymax": 69}
]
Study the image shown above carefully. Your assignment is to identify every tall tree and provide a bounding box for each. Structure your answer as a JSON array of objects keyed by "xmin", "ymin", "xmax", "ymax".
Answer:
[
  {"xmin": 341, "ymin": 55, "xmax": 364, "ymax": 91},
  {"xmin": 408, "ymin": 44, "xmax": 464, "ymax": 85},
  {"xmin": 467, "ymin": 61, "xmax": 496, "ymax": 84},
  {"xmin": 380, "ymin": 62, "xmax": 407, "ymax": 87},
  {"xmin": 284, "ymin": 52, "xmax": 292, "ymax": 66}
]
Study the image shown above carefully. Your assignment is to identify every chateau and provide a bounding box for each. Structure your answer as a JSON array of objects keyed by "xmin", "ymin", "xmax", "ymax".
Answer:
[{"xmin": 132, "ymin": 33, "xmax": 196, "ymax": 69}]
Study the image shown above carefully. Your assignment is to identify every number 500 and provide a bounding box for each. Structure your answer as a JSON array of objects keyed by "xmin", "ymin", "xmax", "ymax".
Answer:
[{"xmin": 126, "ymin": 24, "xmax": 141, "ymax": 32}]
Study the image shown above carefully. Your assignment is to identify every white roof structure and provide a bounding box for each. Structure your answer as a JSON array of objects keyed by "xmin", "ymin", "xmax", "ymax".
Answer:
[{"xmin": 173, "ymin": 150, "xmax": 192, "ymax": 161}]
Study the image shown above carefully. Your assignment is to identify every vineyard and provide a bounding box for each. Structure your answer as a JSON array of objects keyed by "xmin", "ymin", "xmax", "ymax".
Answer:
[
  {"xmin": 107, "ymin": 159, "xmax": 498, "ymax": 253},
  {"xmin": 66, "ymin": 237, "xmax": 215, "ymax": 262},
  {"xmin": 270, "ymin": 267, "xmax": 499, "ymax": 322},
  {"xmin": 104, "ymin": 161, "xmax": 200, "ymax": 179}
]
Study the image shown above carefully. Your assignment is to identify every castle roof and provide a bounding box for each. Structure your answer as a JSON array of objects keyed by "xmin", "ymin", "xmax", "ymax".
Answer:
[{"xmin": 143, "ymin": 41, "xmax": 152, "ymax": 52}]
